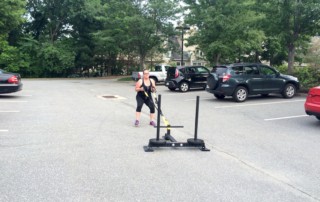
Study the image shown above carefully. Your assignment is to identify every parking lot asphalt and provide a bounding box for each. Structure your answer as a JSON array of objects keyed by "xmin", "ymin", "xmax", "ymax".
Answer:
[{"xmin": 0, "ymin": 78, "xmax": 319, "ymax": 202}]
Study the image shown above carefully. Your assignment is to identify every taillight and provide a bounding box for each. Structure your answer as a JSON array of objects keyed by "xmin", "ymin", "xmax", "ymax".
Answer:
[
  {"xmin": 138, "ymin": 73, "xmax": 141, "ymax": 79},
  {"xmin": 8, "ymin": 75, "xmax": 19, "ymax": 84},
  {"xmin": 222, "ymin": 74, "xmax": 231, "ymax": 82},
  {"xmin": 174, "ymin": 69, "xmax": 179, "ymax": 78}
]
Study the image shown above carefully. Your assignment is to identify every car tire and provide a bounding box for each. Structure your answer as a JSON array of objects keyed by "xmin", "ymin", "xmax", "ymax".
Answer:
[
  {"xmin": 168, "ymin": 87, "xmax": 176, "ymax": 91},
  {"xmin": 150, "ymin": 77, "xmax": 158, "ymax": 83},
  {"xmin": 233, "ymin": 86, "xmax": 248, "ymax": 102},
  {"xmin": 316, "ymin": 116, "xmax": 320, "ymax": 121},
  {"xmin": 179, "ymin": 82, "xmax": 189, "ymax": 92},
  {"xmin": 214, "ymin": 94, "xmax": 225, "ymax": 100},
  {"xmin": 282, "ymin": 83, "xmax": 296, "ymax": 98}
]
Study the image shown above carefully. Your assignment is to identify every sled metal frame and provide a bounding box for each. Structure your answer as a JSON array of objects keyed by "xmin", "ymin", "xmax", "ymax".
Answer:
[{"xmin": 144, "ymin": 95, "xmax": 210, "ymax": 152}]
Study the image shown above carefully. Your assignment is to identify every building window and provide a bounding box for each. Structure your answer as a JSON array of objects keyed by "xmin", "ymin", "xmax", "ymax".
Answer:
[
  {"xmin": 196, "ymin": 50, "xmax": 203, "ymax": 57},
  {"xmin": 176, "ymin": 62, "xmax": 185, "ymax": 66}
]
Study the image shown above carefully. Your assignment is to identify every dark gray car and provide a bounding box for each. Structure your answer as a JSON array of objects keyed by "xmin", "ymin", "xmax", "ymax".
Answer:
[
  {"xmin": 206, "ymin": 63, "xmax": 300, "ymax": 102},
  {"xmin": 165, "ymin": 66, "xmax": 210, "ymax": 92}
]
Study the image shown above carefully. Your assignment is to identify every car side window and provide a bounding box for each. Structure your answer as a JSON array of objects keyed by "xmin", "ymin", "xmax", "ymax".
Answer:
[
  {"xmin": 187, "ymin": 67, "xmax": 196, "ymax": 74},
  {"xmin": 197, "ymin": 66, "xmax": 209, "ymax": 73},
  {"xmin": 180, "ymin": 68, "xmax": 186, "ymax": 74},
  {"xmin": 260, "ymin": 66, "xmax": 276, "ymax": 77},
  {"xmin": 230, "ymin": 66, "xmax": 244, "ymax": 75},
  {"xmin": 155, "ymin": 66, "xmax": 161, "ymax": 72},
  {"xmin": 244, "ymin": 65, "xmax": 259, "ymax": 75}
]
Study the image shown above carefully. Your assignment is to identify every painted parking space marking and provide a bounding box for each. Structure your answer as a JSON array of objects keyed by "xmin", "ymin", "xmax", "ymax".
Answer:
[
  {"xmin": 0, "ymin": 101, "xmax": 28, "ymax": 103},
  {"xmin": 264, "ymin": 115, "xmax": 308, "ymax": 121},
  {"xmin": 0, "ymin": 111, "xmax": 20, "ymax": 113},
  {"xmin": 0, "ymin": 130, "xmax": 9, "ymax": 132},
  {"xmin": 18, "ymin": 95, "xmax": 33, "ymax": 97},
  {"xmin": 214, "ymin": 99, "xmax": 305, "ymax": 109}
]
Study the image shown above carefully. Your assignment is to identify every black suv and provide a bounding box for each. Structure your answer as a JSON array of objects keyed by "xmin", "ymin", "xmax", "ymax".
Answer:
[
  {"xmin": 206, "ymin": 63, "xmax": 300, "ymax": 102},
  {"xmin": 165, "ymin": 66, "xmax": 210, "ymax": 92}
]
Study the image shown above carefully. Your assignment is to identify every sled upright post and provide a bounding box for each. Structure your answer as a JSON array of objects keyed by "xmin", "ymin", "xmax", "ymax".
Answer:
[{"xmin": 144, "ymin": 95, "xmax": 210, "ymax": 152}]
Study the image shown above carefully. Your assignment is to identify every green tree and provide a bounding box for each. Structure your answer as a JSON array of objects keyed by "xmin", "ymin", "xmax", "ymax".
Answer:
[
  {"xmin": 95, "ymin": 0, "xmax": 179, "ymax": 70},
  {"xmin": 0, "ymin": 0, "xmax": 25, "ymax": 36},
  {"xmin": 23, "ymin": 0, "xmax": 86, "ymax": 76},
  {"xmin": 301, "ymin": 37, "xmax": 320, "ymax": 68},
  {"xmin": 0, "ymin": 0, "xmax": 26, "ymax": 70},
  {"xmin": 0, "ymin": 35, "xmax": 30, "ymax": 72},
  {"xmin": 69, "ymin": 0, "xmax": 101, "ymax": 75},
  {"xmin": 184, "ymin": 0, "xmax": 265, "ymax": 65},
  {"xmin": 257, "ymin": 0, "xmax": 320, "ymax": 73}
]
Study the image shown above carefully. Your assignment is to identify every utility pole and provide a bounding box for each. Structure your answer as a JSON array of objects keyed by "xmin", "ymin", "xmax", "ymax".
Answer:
[{"xmin": 176, "ymin": 25, "xmax": 190, "ymax": 66}]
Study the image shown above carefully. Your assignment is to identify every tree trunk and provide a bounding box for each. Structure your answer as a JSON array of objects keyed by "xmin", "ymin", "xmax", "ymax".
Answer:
[
  {"xmin": 255, "ymin": 51, "xmax": 260, "ymax": 63},
  {"xmin": 270, "ymin": 52, "xmax": 274, "ymax": 66},
  {"xmin": 214, "ymin": 53, "xmax": 221, "ymax": 65},
  {"xmin": 287, "ymin": 43, "xmax": 295, "ymax": 74},
  {"xmin": 139, "ymin": 55, "xmax": 145, "ymax": 71}
]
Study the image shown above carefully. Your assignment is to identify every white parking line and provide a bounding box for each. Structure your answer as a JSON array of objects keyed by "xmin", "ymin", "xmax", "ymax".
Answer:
[
  {"xmin": 18, "ymin": 95, "xmax": 33, "ymax": 97},
  {"xmin": 264, "ymin": 115, "xmax": 308, "ymax": 121},
  {"xmin": 214, "ymin": 100, "xmax": 305, "ymax": 109},
  {"xmin": 0, "ymin": 101, "xmax": 28, "ymax": 103},
  {"xmin": 0, "ymin": 111, "xmax": 20, "ymax": 113},
  {"xmin": 0, "ymin": 130, "xmax": 9, "ymax": 132}
]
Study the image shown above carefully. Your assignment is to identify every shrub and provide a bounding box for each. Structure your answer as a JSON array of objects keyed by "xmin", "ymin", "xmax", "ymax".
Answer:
[
  {"xmin": 292, "ymin": 66, "xmax": 320, "ymax": 91},
  {"xmin": 275, "ymin": 65, "xmax": 320, "ymax": 92}
]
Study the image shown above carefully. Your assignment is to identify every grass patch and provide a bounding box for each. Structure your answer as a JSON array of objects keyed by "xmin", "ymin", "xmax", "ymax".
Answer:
[{"xmin": 117, "ymin": 76, "xmax": 133, "ymax": 81}]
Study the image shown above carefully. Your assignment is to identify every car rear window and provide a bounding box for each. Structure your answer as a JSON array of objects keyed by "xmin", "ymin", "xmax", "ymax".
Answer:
[
  {"xmin": 211, "ymin": 66, "xmax": 227, "ymax": 75},
  {"xmin": 167, "ymin": 66, "xmax": 178, "ymax": 78}
]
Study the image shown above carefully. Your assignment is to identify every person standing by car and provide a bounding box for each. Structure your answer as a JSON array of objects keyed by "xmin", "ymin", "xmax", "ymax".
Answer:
[{"xmin": 134, "ymin": 69, "xmax": 157, "ymax": 127}]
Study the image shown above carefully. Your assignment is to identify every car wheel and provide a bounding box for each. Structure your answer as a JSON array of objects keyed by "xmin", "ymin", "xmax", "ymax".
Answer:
[
  {"xmin": 168, "ymin": 87, "xmax": 176, "ymax": 91},
  {"xmin": 233, "ymin": 86, "xmax": 248, "ymax": 102},
  {"xmin": 316, "ymin": 116, "xmax": 320, "ymax": 121},
  {"xmin": 214, "ymin": 94, "xmax": 225, "ymax": 100},
  {"xmin": 179, "ymin": 82, "xmax": 189, "ymax": 92},
  {"xmin": 150, "ymin": 76, "xmax": 158, "ymax": 83},
  {"xmin": 282, "ymin": 83, "xmax": 296, "ymax": 98}
]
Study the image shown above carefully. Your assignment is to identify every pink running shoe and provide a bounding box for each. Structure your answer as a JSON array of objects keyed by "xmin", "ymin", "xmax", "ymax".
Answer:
[{"xmin": 150, "ymin": 121, "xmax": 156, "ymax": 127}]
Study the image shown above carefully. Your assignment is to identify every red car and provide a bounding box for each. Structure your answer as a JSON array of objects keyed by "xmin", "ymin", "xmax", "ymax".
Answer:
[{"xmin": 305, "ymin": 86, "xmax": 320, "ymax": 120}]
